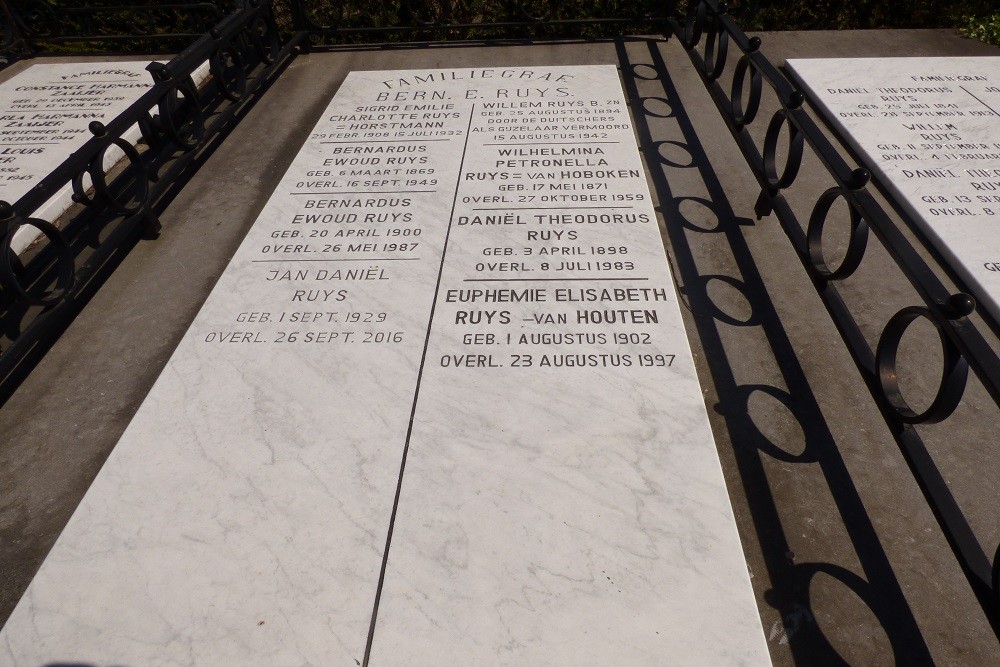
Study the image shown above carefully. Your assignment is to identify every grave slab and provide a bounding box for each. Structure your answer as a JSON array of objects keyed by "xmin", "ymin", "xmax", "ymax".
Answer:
[
  {"xmin": 0, "ymin": 61, "xmax": 156, "ymax": 252},
  {"xmin": 787, "ymin": 57, "xmax": 1000, "ymax": 319},
  {"xmin": 0, "ymin": 65, "xmax": 768, "ymax": 664},
  {"xmin": 6, "ymin": 34, "xmax": 1000, "ymax": 667},
  {"xmin": 0, "ymin": 59, "xmax": 213, "ymax": 254}
]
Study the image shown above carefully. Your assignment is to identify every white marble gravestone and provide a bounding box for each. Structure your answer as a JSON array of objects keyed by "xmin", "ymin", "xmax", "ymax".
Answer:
[
  {"xmin": 0, "ymin": 61, "xmax": 156, "ymax": 252},
  {"xmin": 0, "ymin": 66, "xmax": 770, "ymax": 665},
  {"xmin": 1, "ymin": 60, "xmax": 213, "ymax": 254},
  {"xmin": 787, "ymin": 57, "xmax": 1000, "ymax": 319}
]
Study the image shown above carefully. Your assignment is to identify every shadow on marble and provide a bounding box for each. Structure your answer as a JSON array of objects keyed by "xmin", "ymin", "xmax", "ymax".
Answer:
[{"xmin": 617, "ymin": 37, "xmax": 934, "ymax": 665}]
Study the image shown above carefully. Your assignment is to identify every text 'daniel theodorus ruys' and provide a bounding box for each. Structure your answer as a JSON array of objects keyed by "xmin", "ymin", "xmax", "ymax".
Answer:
[
  {"xmin": 0, "ymin": 66, "xmax": 770, "ymax": 666},
  {"xmin": 787, "ymin": 57, "xmax": 1000, "ymax": 319}
]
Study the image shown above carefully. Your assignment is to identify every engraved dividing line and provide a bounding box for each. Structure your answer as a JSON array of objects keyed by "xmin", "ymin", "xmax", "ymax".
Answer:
[
  {"xmin": 44, "ymin": 79, "xmax": 142, "ymax": 84},
  {"xmin": 958, "ymin": 86, "xmax": 1000, "ymax": 116},
  {"xmin": 0, "ymin": 108, "xmax": 120, "ymax": 113},
  {"xmin": 464, "ymin": 277, "xmax": 650, "ymax": 282},
  {"xmin": 250, "ymin": 258, "xmax": 420, "ymax": 263},
  {"xmin": 482, "ymin": 141, "xmax": 621, "ymax": 146},
  {"xmin": 289, "ymin": 190, "xmax": 437, "ymax": 195},
  {"xmin": 320, "ymin": 139, "xmax": 452, "ymax": 143},
  {"xmin": 471, "ymin": 206, "xmax": 636, "ymax": 211},
  {"xmin": 362, "ymin": 104, "xmax": 477, "ymax": 667}
]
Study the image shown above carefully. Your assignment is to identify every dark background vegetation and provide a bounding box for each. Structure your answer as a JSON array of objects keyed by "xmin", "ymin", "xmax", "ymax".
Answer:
[
  {"xmin": 8, "ymin": 0, "xmax": 1000, "ymax": 53},
  {"xmin": 734, "ymin": 0, "xmax": 1000, "ymax": 44}
]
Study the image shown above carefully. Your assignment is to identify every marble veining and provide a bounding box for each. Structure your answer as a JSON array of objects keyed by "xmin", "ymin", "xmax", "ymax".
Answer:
[
  {"xmin": 0, "ymin": 60, "xmax": 211, "ymax": 254},
  {"xmin": 0, "ymin": 66, "xmax": 769, "ymax": 665},
  {"xmin": 787, "ymin": 57, "xmax": 1000, "ymax": 320}
]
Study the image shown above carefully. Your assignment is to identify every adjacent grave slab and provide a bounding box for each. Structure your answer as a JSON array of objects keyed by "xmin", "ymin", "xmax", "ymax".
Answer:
[
  {"xmin": 0, "ymin": 65, "xmax": 769, "ymax": 665},
  {"xmin": 0, "ymin": 61, "xmax": 156, "ymax": 252},
  {"xmin": 787, "ymin": 57, "xmax": 1000, "ymax": 319}
]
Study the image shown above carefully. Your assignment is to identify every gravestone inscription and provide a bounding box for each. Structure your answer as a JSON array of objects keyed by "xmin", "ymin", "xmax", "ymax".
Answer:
[
  {"xmin": 0, "ymin": 61, "xmax": 155, "ymax": 252},
  {"xmin": 787, "ymin": 57, "xmax": 1000, "ymax": 318},
  {"xmin": 0, "ymin": 66, "xmax": 769, "ymax": 665}
]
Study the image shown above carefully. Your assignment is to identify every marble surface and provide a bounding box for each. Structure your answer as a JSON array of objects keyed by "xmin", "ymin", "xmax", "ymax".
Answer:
[
  {"xmin": 2, "ymin": 60, "xmax": 212, "ymax": 254},
  {"xmin": 0, "ymin": 66, "xmax": 769, "ymax": 665},
  {"xmin": 0, "ymin": 61, "xmax": 155, "ymax": 252},
  {"xmin": 787, "ymin": 57, "xmax": 1000, "ymax": 319}
]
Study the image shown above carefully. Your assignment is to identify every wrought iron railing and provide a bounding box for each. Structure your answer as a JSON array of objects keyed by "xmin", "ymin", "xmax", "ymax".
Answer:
[
  {"xmin": 668, "ymin": 0, "xmax": 999, "ymax": 637},
  {"xmin": 0, "ymin": 0, "xmax": 995, "ymax": 647},
  {"xmin": 0, "ymin": 0, "xmax": 304, "ymax": 398},
  {"xmin": 0, "ymin": 1, "xmax": 672, "ymax": 62},
  {"xmin": 0, "ymin": 1, "xmax": 231, "ymax": 61},
  {"xmin": 279, "ymin": 0, "xmax": 669, "ymax": 44}
]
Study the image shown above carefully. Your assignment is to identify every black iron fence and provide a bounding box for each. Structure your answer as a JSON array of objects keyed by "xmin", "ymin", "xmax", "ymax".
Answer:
[
  {"xmin": 279, "ymin": 0, "xmax": 669, "ymax": 44},
  {"xmin": 0, "ymin": 1, "xmax": 671, "ymax": 61},
  {"xmin": 0, "ymin": 0, "xmax": 303, "ymax": 396},
  {"xmin": 0, "ymin": 0, "xmax": 996, "ymax": 646},
  {"xmin": 669, "ymin": 0, "xmax": 999, "ymax": 637},
  {"xmin": 1, "ymin": 2, "xmax": 233, "ymax": 61}
]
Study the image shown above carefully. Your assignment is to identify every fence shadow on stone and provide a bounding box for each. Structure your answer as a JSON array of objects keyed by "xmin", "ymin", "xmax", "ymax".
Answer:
[
  {"xmin": 0, "ymin": 0, "xmax": 995, "ymax": 652},
  {"xmin": 619, "ymin": 35, "xmax": 939, "ymax": 662}
]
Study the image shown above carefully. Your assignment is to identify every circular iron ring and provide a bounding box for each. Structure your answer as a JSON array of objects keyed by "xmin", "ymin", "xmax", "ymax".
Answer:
[
  {"xmin": 730, "ymin": 54, "xmax": 761, "ymax": 128},
  {"xmin": 806, "ymin": 186, "xmax": 869, "ymax": 281},
  {"xmin": 763, "ymin": 108, "xmax": 804, "ymax": 190},
  {"xmin": 682, "ymin": 0, "xmax": 707, "ymax": 49},
  {"xmin": 250, "ymin": 15, "xmax": 280, "ymax": 64},
  {"xmin": 1, "ymin": 217, "xmax": 75, "ymax": 306},
  {"xmin": 211, "ymin": 38, "xmax": 248, "ymax": 102},
  {"xmin": 157, "ymin": 80, "xmax": 206, "ymax": 150},
  {"xmin": 702, "ymin": 16, "xmax": 728, "ymax": 81},
  {"xmin": 875, "ymin": 306, "xmax": 968, "ymax": 424},
  {"xmin": 89, "ymin": 137, "xmax": 150, "ymax": 216}
]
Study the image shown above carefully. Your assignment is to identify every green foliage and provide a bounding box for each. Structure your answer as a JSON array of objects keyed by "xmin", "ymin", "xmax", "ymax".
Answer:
[
  {"xmin": 270, "ymin": 0, "xmax": 663, "ymax": 43},
  {"xmin": 16, "ymin": 1, "xmax": 227, "ymax": 55},
  {"xmin": 959, "ymin": 12, "xmax": 1000, "ymax": 46},
  {"xmin": 17, "ymin": 0, "xmax": 1000, "ymax": 52},
  {"xmin": 728, "ymin": 0, "xmax": 997, "ymax": 36}
]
